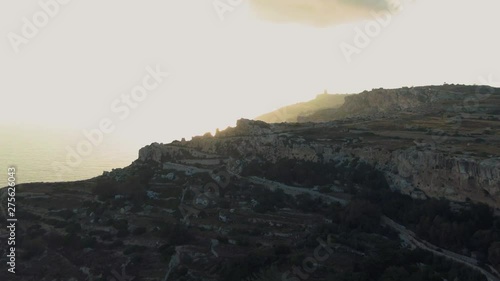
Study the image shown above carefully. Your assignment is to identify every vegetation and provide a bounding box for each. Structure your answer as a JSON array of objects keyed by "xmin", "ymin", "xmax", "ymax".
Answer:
[
  {"xmin": 242, "ymin": 158, "xmax": 388, "ymax": 190},
  {"xmin": 358, "ymin": 182, "xmax": 500, "ymax": 268},
  {"xmin": 92, "ymin": 176, "xmax": 147, "ymax": 203}
]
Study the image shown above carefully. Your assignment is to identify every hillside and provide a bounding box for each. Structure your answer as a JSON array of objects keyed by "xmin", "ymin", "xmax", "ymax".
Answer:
[
  {"xmin": 259, "ymin": 85, "xmax": 500, "ymax": 123},
  {"xmin": 1, "ymin": 85, "xmax": 500, "ymax": 281}
]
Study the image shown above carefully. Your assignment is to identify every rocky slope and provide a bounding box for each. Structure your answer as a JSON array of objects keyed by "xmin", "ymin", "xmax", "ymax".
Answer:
[
  {"xmin": 299, "ymin": 85, "xmax": 500, "ymax": 122},
  {"xmin": 139, "ymin": 119, "xmax": 500, "ymax": 208},
  {"xmin": 140, "ymin": 85, "xmax": 500, "ymax": 208}
]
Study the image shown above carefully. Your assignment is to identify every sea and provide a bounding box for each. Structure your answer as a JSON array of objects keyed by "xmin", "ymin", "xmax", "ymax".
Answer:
[{"xmin": 0, "ymin": 127, "xmax": 139, "ymax": 187}]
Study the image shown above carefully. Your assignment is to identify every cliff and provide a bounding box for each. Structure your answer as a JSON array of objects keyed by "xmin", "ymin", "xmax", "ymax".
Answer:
[{"xmin": 140, "ymin": 85, "xmax": 500, "ymax": 208}]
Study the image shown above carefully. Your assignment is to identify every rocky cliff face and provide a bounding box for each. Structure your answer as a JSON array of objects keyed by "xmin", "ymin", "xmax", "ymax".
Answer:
[
  {"xmin": 139, "ymin": 85, "xmax": 500, "ymax": 208},
  {"xmin": 138, "ymin": 118, "xmax": 500, "ymax": 208},
  {"xmin": 390, "ymin": 150, "xmax": 500, "ymax": 204},
  {"xmin": 338, "ymin": 87, "xmax": 438, "ymax": 115}
]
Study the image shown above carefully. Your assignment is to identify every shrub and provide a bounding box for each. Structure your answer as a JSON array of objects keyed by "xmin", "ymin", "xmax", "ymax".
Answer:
[
  {"xmin": 92, "ymin": 178, "xmax": 120, "ymax": 200},
  {"xmin": 109, "ymin": 240, "xmax": 124, "ymax": 248},
  {"xmin": 27, "ymin": 224, "xmax": 46, "ymax": 239},
  {"xmin": 132, "ymin": 227, "xmax": 147, "ymax": 236},
  {"xmin": 274, "ymin": 244, "xmax": 291, "ymax": 256},
  {"xmin": 123, "ymin": 245, "xmax": 147, "ymax": 255},
  {"xmin": 158, "ymin": 244, "xmax": 176, "ymax": 261},
  {"xmin": 81, "ymin": 236, "xmax": 97, "ymax": 249},
  {"xmin": 53, "ymin": 209, "xmax": 74, "ymax": 219},
  {"xmin": 45, "ymin": 232, "xmax": 65, "ymax": 248},
  {"xmin": 43, "ymin": 218, "xmax": 67, "ymax": 228},
  {"xmin": 65, "ymin": 222, "xmax": 82, "ymax": 234},
  {"xmin": 116, "ymin": 229, "xmax": 129, "ymax": 238},
  {"xmin": 159, "ymin": 223, "xmax": 193, "ymax": 246},
  {"xmin": 217, "ymin": 236, "xmax": 228, "ymax": 243},
  {"xmin": 130, "ymin": 254, "xmax": 143, "ymax": 265},
  {"xmin": 63, "ymin": 233, "xmax": 82, "ymax": 249},
  {"xmin": 111, "ymin": 219, "xmax": 129, "ymax": 231},
  {"xmin": 100, "ymin": 232, "xmax": 114, "ymax": 241},
  {"xmin": 21, "ymin": 238, "xmax": 45, "ymax": 260}
]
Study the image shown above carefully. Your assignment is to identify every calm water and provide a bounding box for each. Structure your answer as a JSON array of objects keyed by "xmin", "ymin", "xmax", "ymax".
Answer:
[{"xmin": 0, "ymin": 127, "xmax": 138, "ymax": 187}]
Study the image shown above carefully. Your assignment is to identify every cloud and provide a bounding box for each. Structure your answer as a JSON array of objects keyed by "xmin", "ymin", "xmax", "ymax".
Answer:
[{"xmin": 249, "ymin": 0, "xmax": 396, "ymax": 26}]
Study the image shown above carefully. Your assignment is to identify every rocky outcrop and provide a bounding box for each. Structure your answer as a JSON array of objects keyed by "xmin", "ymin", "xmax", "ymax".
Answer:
[
  {"xmin": 139, "ymin": 142, "xmax": 167, "ymax": 163},
  {"xmin": 305, "ymin": 87, "xmax": 447, "ymax": 121},
  {"xmin": 390, "ymin": 150, "xmax": 500, "ymax": 205},
  {"xmin": 301, "ymin": 85, "xmax": 499, "ymax": 122}
]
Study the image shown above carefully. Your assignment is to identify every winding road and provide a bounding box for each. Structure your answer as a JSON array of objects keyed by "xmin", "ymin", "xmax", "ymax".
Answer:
[{"xmin": 240, "ymin": 174, "xmax": 500, "ymax": 281}]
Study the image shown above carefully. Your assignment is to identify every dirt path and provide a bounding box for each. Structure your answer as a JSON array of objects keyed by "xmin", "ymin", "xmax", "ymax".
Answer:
[
  {"xmin": 238, "ymin": 174, "xmax": 500, "ymax": 281},
  {"xmin": 382, "ymin": 216, "xmax": 500, "ymax": 281}
]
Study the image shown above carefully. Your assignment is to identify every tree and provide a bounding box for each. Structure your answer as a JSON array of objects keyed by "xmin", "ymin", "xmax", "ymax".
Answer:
[
  {"xmin": 488, "ymin": 242, "xmax": 500, "ymax": 268},
  {"xmin": 342, "ymin": 200, "xmax": 381, "ymax": 231}
]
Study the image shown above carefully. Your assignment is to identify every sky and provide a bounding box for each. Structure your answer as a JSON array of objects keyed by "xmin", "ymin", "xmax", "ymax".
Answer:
[{"xmin": 1, "ymin": 0, "xmax": 500, "ymax": 148}]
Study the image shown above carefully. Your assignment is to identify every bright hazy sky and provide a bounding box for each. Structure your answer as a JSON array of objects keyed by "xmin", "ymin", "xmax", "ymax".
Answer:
[{"xmin": 1, "ymin": 0, "xmax": 500, "ymax": 148}]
